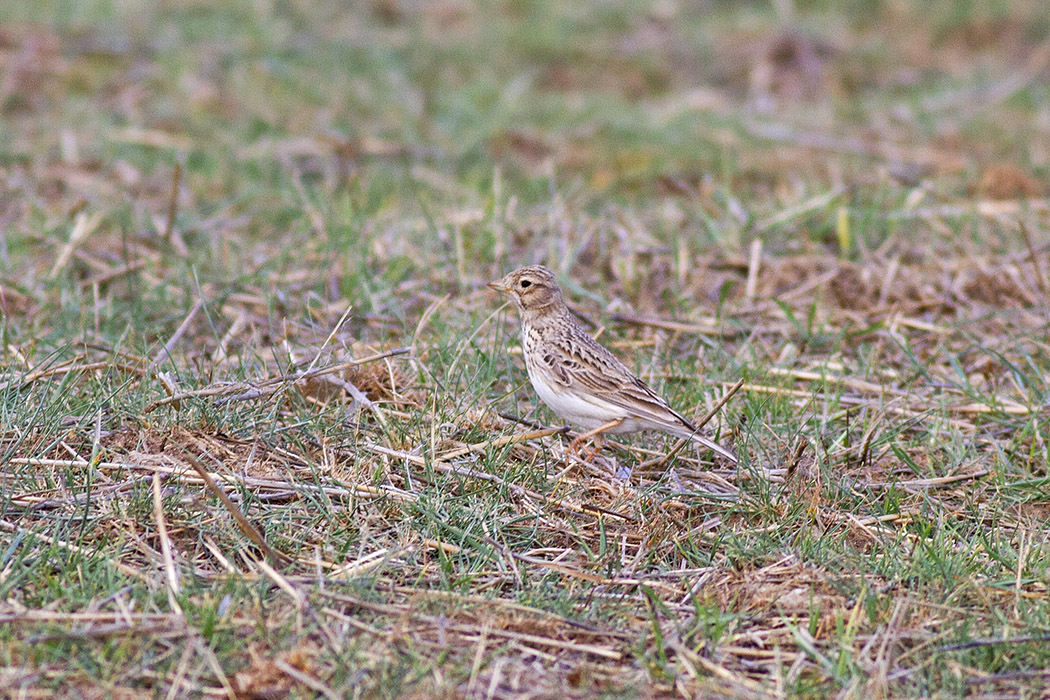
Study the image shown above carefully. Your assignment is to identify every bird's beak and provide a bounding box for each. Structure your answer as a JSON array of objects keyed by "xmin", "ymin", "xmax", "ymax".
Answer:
[{"xmin": 486, "ymin": 279, "xmax": 510, "ymax": 293}]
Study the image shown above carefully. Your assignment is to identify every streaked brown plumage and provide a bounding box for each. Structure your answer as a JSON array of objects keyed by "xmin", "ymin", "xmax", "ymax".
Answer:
[{"xmin": 488, "ymin": 265, "xmax": 736, "ymax": 463}]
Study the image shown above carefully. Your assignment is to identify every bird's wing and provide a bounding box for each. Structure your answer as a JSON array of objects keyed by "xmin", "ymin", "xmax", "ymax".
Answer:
[
  {"xmin": 538, "ymin": 326, "xmax": 738, "ymax": 462},
  {"xmin": 540, "ymin": 328, "xmax": 695, "ymax": 429}
]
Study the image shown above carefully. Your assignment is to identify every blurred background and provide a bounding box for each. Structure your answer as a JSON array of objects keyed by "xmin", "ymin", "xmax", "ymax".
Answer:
[{"xmin": 2, "ymin": 0, "xmax": 1047, "ymax": 300}]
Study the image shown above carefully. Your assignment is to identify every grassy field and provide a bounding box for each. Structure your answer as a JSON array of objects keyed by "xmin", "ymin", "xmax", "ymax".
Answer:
[{"xmin": 2, "ymin": 0, "xmax": 1049, "ymax": 697}]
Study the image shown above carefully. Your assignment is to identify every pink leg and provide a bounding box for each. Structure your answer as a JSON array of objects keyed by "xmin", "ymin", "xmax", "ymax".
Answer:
[{"xmin": 567, "ymin": 418, "xmax": 624, "ymax": 461}]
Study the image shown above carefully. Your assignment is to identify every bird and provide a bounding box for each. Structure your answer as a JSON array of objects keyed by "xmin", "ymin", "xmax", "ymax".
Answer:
[{"xmin": 487, "ymin": 265, "xmax": 737, "ymax": 463}]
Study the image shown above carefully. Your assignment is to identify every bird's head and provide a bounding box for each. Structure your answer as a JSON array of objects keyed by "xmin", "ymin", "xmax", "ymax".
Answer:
[{"xmin": 487, "ymin": 265, "xmax": 564, "ymax": 314}]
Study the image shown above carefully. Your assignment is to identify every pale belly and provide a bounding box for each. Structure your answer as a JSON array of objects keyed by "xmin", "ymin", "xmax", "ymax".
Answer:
[{"xmin": 525, "ymin": 361, "xmax": 636, "ymax": 431}]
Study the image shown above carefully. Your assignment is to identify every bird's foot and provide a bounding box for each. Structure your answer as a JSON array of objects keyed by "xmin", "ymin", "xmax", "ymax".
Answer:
[{"xmin": 565, "ymin": 418, "xmax": 624, "ymax": 461}]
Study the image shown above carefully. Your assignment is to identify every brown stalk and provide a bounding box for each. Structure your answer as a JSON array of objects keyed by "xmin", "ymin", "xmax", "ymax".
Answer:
[
  {"xmin": 163, "ymin": 161, "xmax": 181, "ymax": 243},
  {"xmin": 152, "ymin": 472, "xmax": 184, "ymax": 616},
  {"xmin": 1019, "ymin": 221, "xmax": 1050, "ymax": 302},
  {"xmin": 181, "ymin": 450, "xmax": 292, "ymax": 566},
  {"xmin": 146, "ymin": 346, "xmax": 410, "ymax": 411},
  {"xmin": 149, "ymin": 297, "xmax": 204, "ymax": 370}
]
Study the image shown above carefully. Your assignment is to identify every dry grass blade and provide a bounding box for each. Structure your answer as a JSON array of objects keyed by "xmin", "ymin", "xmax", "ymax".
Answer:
[
  {"xmin": 27, "ymin": 621, "xmax": 177, "ymax": 643},
  {"xmin": 1019, "ymin": 221, "xmax": 1050, "ymax": 301},
  {"xmin": 0, "ymin": 359, "xmax": 144, "ymax": 391},
  {"xmin": 785, "ymin": 438, "xmax": 808, "ymax": 478},
  {"xmin": 150, "ymin": 298, "xmax": 204, "ymax": 369},
  {"xmin": 330, "ymin": 547, "xmax": 410, "ymax": 579},
  {"xmin": 938, "ymin": 633, "xmax": 1050, "ymax": 652},
  {"xmin": 272, "ymin": 302, "xmax": 355, "ymax": 404},
  {"xmin": 152, "ymin": 472, "xmax": 184, "ymax": 615},
  {"xmin": 255, "ymin": 557, "xmax": 305, "ymax": 607},
  {"xmin": 755, "ymin": 186, "xmax": 845, "ymax": 231},
  {"xmin": 163, "ymin": 161, "xmax": 181, "ymax": 243},
  {"xmin": 364, "ymin": 439, "xmax": 638, "ymax": 521},
  {"xmin": 273, "ymin": 658, "xmax": 339, "ymax": 700},
  {"xmin": 146, "ymin": 346, "xmax": 410, "ymax": 411},
  {"xmin": 444, "ymin": 622, "xmax": 623, "ymax": 660},
  {"xmin": 193, "ymin": 635, "xmax": 238, "ymax": 700},
  {"xmin": 433, "ymin": 426, "xmax": 566, "ymax": 462},
  {"xmin": 48, "ymin": 211, "xmax": 104, "ymax": 280},
  {"xmin": 0, "ymin": 519, "xmax": 149, "ymax": 583},
  {"xmin": 611, "ymin": 313, "xmax": 733, "ymax": 337},
  {"xmin": 181, "ymin": 450, "xmax": 292, "ymax": 565},
  {"xmin": 746, "ymin": 238, "xmax": 762, "ymax": 302},
  {"xmin": 866, "ymin": 471, "xmax": 990, "ymax": 490}
]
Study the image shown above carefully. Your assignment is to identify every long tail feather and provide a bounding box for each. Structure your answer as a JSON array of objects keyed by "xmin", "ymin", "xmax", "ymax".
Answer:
[{"xmin": 689, "ymin": 433, "xmax": 738, "ymax": 463}]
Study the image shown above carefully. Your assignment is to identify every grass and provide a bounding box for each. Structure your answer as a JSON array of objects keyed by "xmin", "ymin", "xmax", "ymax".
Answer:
[{"xmin": 1, "ymin": 0, "xmax": 1049, "ymax": 697}]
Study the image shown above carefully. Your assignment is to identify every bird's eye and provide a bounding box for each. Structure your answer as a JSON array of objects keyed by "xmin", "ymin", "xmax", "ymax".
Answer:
[{"xmin": 520, "ymin": 280, "xmax": 532, "ymax": 288}]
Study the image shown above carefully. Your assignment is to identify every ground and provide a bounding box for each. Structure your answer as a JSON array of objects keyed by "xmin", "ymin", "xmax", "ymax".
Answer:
[{"xmin": 1, "ymin": 1, "xmax": 1049, "ymax": 698}]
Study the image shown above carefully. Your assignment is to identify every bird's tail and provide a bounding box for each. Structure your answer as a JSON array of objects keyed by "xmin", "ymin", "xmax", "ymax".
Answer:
[{"xmin": 689, "ymin": 433, "xmax": 738, "ymax": 463}]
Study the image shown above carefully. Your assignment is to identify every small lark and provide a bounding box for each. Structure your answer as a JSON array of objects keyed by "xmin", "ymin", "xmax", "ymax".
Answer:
[{"xmin": 488, "ymin": 265, "xmax": 736, "ymax": 463}]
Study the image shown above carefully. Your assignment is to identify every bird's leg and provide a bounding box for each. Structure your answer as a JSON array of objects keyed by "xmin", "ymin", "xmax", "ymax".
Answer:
[
  {"xmin": 565, "ymin": 434, "xmax": 586, "ymax": 457},
  {"xmin": 580, "ymin": 432, "xmax": 607, "ymax": 463},
  {"xmin": 567, "ymin": 418, "xmax": 624, "ymax": 461}
]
